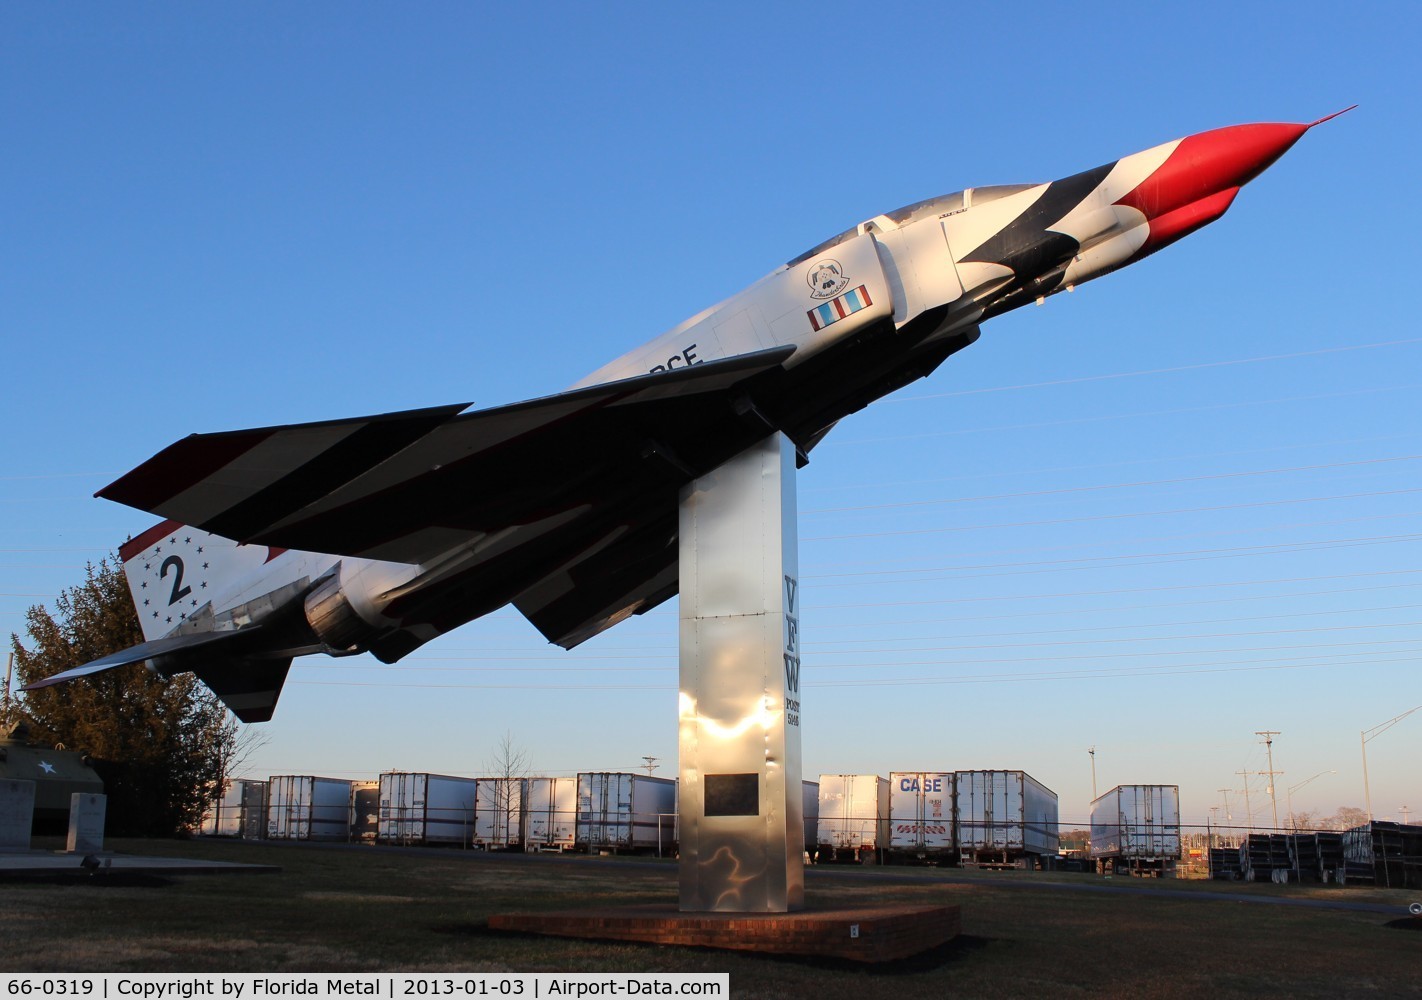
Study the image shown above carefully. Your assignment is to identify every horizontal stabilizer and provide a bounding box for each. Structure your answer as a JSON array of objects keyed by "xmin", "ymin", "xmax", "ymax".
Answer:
[
  {"xmin": 21, "ymin": 628, "xmax": 263, "ymax": 690},
  {"xmin": 22, "ymin": 622, "xmax": 292, "ymax": 724}
]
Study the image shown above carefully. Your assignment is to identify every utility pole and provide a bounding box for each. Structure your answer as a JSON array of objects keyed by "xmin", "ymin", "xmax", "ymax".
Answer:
[
  {"xmin": 641, "ymin": 756, "xmax": 659, "ymax": 776},
  {"xmin": 1361, "ymin": 705, "xmax": 1422, "ymax": 820},
  {"xmin": 1, "ymin": 652, "xmax": 13, "ymax": 728},
  {"xmin": 1209, "ymin": 806, "xmax": 1219, "ymax": 850},
  {"xmin": 1236, "ymin": 771, "xmax": 1254, "ymax": 835},
  {"xmin": 1088, "ymin": 746, "xmax": 1097, "ymax": 802},
  {"xmin": 1256, "ymin": 731, "xmax": 1282, "ymax": 831}
]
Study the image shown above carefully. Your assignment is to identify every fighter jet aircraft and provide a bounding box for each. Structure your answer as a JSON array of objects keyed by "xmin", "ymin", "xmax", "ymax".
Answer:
[{"xmin": 26, "ymin": 112, "xmax": 1350, "ymax": 722}]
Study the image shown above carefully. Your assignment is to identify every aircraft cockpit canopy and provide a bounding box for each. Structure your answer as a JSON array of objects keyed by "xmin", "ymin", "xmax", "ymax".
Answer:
[{"xmin": 786, "ymin": 184, "xmax": 1036, "ymax": 268}]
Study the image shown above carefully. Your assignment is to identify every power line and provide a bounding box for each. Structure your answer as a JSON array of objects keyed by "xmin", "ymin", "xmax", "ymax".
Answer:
[
  {"xmin": 806, "ymin": 565, "xmax": 1422, "ymax": 612},
  {"xmin": 890, "ymin": 337, "xmax": 1422, "ymax": 401},
  {"xmin": 288, "ymin": 650, "xmax": 1419, "ymax": 691},
  {"xmin": 407, "ymin": 582, "xmax": 1422, "ymax": 647},
  {"xmin": 808, "ymin": 514, "xmax": 1422, "ymax": 570},
  {"xmin": 335, "ymin": 646, "xmax": 1421, "ymax": 678},
  {"xmin": 808, "ymin": 653, "xmax": 1419, "ymax": 687},
  {"xmin": 803, "ymin": 430, "xmax": 1422, "ymax": 495},
  {"xmin": 834, "ymin": 382, "xmax": 1422, "ymax": 447},
  {"xmin": 801, "ymin": 603, "xmax": 1422, "ymax": 645},
  {"xmin": 398, "ymin": 625, "xmax": 1422, "ymax": 663},
  {"xmin": 801, "ymin": 454, "xmax": 1422, "ymax": 516},
  {"xmin": 805, "ymin": 528, "xmax": 1422, "ymax": 588},
  {"xmin": 805, "ymin": 488, "xmax": 1422, "ymax": 542}
]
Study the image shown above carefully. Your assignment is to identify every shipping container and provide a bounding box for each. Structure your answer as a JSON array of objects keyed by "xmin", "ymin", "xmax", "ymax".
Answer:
[
  {"xmin": 816, "ymin": 774, "xmax": 890, "ymax": 862},
  {"xmin": 377, "ymin": 772, "xmax": 477, "ymax": 845},
  {"xmin": 576, "ymin": 772, "xmax": 676, "ymax": 853},
  {"xmin": 474, "ymin": 777, "xmax": 525, "ymax": 849},
  {"xmin": 888, "ymin": 771, "xmax": 956, "ymax": 858},
  {"xmin": 525, "ymin": 777, "xmax": 579, "ymax": 851},
  {"xmin": 955, "ymin": 770, "xmax": 1058, "ymax": 863},
  {"xmin": 350, "ymin": 780, "xmax": 380, "ymax": 843},
  {"xmin": 802, "ymin": 780, "xmax": 819, "ymax": 855},
  {"xmin": 199, "ymin": 779, "xmax": 267, "ymax": 838},
  {"xmin": 1090, "ymin": 784, "xmax": 1181, "ymax": 874},
  {"xmin": 267, "ymin": 775, "xmax": 353, "ymax": 840}
]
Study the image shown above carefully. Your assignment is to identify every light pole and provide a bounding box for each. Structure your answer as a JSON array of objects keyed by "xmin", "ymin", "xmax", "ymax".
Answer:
[
  {"xmin": 1088, "ymin": 746, "xmax": 1097, "ymax": 802},
  {"xmin": 1361, "ymin": 705, "xmax": 1422, "ymax": 821},
  {"xmin": 1256, "ymin": 731, "xmax": 1282, "ymax": 832},
  {"xmin": 1285, "ymin": 769, "xmax": 1336, "ymax": 831}
]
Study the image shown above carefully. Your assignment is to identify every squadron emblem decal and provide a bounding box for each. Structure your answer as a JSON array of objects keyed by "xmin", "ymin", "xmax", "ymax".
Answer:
[{"xmin": 807, "ymin": 259, "xmax": 850, "ymax": 299}]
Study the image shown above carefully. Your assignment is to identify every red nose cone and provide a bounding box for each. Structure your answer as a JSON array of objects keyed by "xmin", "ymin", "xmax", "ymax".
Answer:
[
  {"xmin": 1137, "ymin": 185, "xmax": 1240, "ymax": 257},
  {"xmin": 1117, "ymin": 122, "xmax": 1309, "ymax": 220}
]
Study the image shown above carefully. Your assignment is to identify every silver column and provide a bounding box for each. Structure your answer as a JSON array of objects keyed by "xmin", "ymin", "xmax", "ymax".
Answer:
[{"xmin": 678, "ymin": 433, "xmax": 804, "ymax": 912}]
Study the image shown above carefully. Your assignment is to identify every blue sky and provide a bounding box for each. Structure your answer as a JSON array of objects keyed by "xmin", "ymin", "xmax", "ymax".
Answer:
[{"xmin": 4, "ymin": 2, "xmax": 1418, "ymax": 833}]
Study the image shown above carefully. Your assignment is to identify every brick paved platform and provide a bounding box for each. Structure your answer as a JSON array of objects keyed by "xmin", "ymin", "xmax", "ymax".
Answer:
[{"xmin": 489, "ymin": 902, "xmax": 960, "ymax": 962}]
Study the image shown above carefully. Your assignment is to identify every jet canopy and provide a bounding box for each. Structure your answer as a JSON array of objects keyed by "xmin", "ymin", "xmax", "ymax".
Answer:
[{"xmin": 786, "ymin": 184, "xmax": 1035, "ymax": 267}]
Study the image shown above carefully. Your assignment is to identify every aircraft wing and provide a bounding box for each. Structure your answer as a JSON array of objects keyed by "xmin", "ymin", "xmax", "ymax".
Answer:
[{"xmin": 98, "ymin": 348, "xmax": 799, "ymax": 647}]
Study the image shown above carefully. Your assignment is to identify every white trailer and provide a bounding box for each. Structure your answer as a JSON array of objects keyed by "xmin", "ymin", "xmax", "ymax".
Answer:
[
  {"xmin": 802, "ymin": 779, "xmax": 819, "ymax": 856},
  {"xmin": 955, "ymin": 770, "xmax": 1058, "ymax": 866},
  {"xmin": 377, "ymin": 772, "xmax": 477, "ymax": 845},
  {"xmin": 1090, "ymin": 784, "xmax": 1181, "ymax": 876},
  {"xmin": 888, "ymin": 771, "xmax": 955, "ymax": 860},
  {"xmin": 200, "ymin": 779, "xmax": 267, "ymax": 838},
  {"xmin": 474, "ymin": 777, "xmax": 525, "ymax": 849},
  {"xmin": 576, "ymin": 772, "xmax": 676, "ymax": 853},
  {"xmin": 816, "ymin": 774, "xmax": 890, "ymax": 862},
  {"xmin": 267, "ymin": 775, "xmax": 353, "ymax": 841},
  {"xmin": 350, "ymin": 780, "xmax": 380, "ymax": 843},
  {"xmin": 525, "ymin": 777, "xmax": 578, "ymax": 851}
]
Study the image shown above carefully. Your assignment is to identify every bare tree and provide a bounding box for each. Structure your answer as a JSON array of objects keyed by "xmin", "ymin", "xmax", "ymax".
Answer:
[
  {"xmin": 481, "ymin": 730, "xmax": 529, "ymax": 847},
  {"xmin": 212, "ymin": 723, "xmax": 272, "ymax": 797},
  {"xmin": 1324, "ymin": 806, "xmax": 1369, "ymax": 831}
]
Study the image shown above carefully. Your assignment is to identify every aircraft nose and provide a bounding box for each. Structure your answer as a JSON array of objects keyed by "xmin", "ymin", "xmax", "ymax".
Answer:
[{"xmin": 1117, "ymin": 120, "xmax": 1312, "ymax": 220}]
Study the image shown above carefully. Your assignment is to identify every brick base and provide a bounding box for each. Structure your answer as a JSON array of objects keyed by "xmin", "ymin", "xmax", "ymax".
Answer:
[{"xmin": 488, "ymin": 902, "xmax": 960, "ymax": 962}]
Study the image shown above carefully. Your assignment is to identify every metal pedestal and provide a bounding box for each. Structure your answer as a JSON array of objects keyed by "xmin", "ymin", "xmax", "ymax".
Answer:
[{"xmin": 677, "ymin": 433, "xmax": 803, "ymax": 912}]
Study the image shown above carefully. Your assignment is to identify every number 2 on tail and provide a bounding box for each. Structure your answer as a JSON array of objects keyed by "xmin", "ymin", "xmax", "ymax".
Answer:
[{"xmin": 160, "ymin": 555, "xmax": 191, "ymax": 605}]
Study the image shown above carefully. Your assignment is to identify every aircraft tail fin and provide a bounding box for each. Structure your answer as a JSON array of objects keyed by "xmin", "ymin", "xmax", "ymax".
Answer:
[
  {"xmin": 26, "ymin": 521, "xmax": 311, "ymax": 722},
  {"xmin": 120, "ymin": 519, "xmax": 287, "ymax": 642}
]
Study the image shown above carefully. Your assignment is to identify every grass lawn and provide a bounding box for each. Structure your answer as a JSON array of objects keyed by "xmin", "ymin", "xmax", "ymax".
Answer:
[{"xmin": 2, "ymin": 838, "xmax": 1418, "ymax": 998}]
